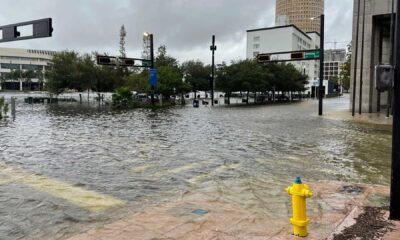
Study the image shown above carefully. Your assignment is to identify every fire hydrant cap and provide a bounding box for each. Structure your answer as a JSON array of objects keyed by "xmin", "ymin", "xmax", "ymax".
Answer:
[{"xmin": 295, "ymin": 177, "xmax": 302, "ymax": 184}]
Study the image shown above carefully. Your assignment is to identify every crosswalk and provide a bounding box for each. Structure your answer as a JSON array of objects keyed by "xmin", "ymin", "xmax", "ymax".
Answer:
[
  {"xmin": 0, "ymin": 164, "xmax": 126, "ymax": 212},
  {"xmin": 0, "ymin": 159, "xmax": 241, "ymax": 212}
]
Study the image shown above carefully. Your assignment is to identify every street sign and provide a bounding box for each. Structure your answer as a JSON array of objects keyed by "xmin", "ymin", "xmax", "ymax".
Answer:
[
  {"xmin": 149, "ymin": 68, "xmax": 157, "ymax": 87},
  {"xmin": 304, "ymin": 51, "xmax": 321, "ymax": 59},
  {"xmin": 142, "ymin": 60, "xmax": 152, "ymax": 67}
]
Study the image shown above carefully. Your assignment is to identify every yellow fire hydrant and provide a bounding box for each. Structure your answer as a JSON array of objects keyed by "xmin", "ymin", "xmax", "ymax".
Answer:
[{"xmin": 286, "ymin": 177, "xmax": 313, "ymax": 237}]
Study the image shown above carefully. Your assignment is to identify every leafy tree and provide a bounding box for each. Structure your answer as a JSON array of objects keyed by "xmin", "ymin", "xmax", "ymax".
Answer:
[
  {"xmin": 119, "ymin": 25, "xmax": 127, "ymax": 58},
  {"xmin": 76, "ymin": 54, "xmax": 97, "ymax": 92},
  {"xmin": 181, "ymin": 60, "xmax": 210, "ymax": 95},
  {"xmin": 154, "ymin": 45, "xmax": 189, "ymax": 98},
  {"xmin": 46, "ymin": 51, "xmax": 80, "ymax": 94},
  {"xmin": 126, "ymin": 71, "xmax": 150, "ymax": 93},
  {"xmin": 0, "ymin": 97, "xmax": 9, "ymax": 120},
  {"xmin": 340, "ymin": 58, "xmax": 351, "ymax": 91},
  {"xmin": 156, "ymin": 45, "xmax": 179, "ymax": 68}
]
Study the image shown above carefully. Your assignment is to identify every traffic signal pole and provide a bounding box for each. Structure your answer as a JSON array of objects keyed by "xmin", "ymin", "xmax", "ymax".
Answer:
[
  {"xmin": 390, "ymin": 0, "xmax": 400, "ymax": 220},
  {"xmin": 150, "ymin": 33, "xmax": 155, "ymax": 105},
  {"xmin": 318, "ymin": 14, "xmax": 325, "ymax": 116},
  {"xmin": 210, "ymin": 35, "xmax": 217, "ymax": 106}
]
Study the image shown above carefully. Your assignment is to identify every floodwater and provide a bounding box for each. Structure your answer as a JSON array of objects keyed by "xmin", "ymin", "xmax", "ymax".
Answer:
[{"xmin": 0, "ymin": 93, "xmax": 392, "ymax": 239}]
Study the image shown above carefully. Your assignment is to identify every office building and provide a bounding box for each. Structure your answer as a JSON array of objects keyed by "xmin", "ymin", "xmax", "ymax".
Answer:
[
  {"xmin": 0, "ymin": 47, "xmax": 56, "ymax": 91},
  {"xmin": 276, "ymin": 0, "xmax": 324, "ymax": 33}
]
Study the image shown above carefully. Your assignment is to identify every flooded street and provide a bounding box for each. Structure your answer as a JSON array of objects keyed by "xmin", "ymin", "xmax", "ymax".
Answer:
[{"xmin": 0, "ymin": 94, "xmax": 392, "ymax": 239}]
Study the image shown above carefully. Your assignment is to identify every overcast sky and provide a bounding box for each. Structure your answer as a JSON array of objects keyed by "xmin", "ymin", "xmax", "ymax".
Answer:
[{"xmin": 0, "ymin": 0, "xmax": 353, "ymax": 64}]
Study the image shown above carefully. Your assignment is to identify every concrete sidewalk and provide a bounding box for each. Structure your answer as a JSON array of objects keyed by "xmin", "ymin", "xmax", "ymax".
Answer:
[{"xmin": 66, "ymin": 181, "xmax": 400, "ymax": 240}]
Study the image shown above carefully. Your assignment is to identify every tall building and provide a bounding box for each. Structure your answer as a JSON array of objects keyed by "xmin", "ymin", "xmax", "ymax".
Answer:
[
  {"xmin": 350, "ymin": 0, "xmax": 394, "ymax": 113},
  {"xmin": 276, "ymin": 0, "xmax": 324, "ymax": 33},
  {"xmin": 0, "ymin": 48, "xmax": 56, "ymax": 91}
]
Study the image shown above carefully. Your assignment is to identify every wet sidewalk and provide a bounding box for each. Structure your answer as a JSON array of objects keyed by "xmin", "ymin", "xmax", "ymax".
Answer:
[{"xmin": 67, "ymin": 181, "xmax": 400, "ymax": 240}]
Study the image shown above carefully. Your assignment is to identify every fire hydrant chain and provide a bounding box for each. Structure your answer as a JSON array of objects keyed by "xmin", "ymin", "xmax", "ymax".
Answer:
[{"xmin": 286, "ymin": 177, "xmax": 313, "ymax": 237}]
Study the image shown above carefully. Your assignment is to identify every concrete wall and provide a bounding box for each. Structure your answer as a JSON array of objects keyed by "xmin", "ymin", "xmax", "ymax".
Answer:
[{"xmin": 350, "ymin": 0, "xmax": 394, "ymax": 112}]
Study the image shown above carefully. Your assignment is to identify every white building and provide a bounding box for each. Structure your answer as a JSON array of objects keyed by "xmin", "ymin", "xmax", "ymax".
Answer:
[
  {"xmin": 246, "ymin": 25, "xmax": 329, "ymax": 96},
  {"xmin": 0, "ymin": 47, "xmax": 56, "ymax": 91}
]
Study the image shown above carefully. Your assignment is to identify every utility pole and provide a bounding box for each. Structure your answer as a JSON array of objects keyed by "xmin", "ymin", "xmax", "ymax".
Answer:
[
  {"xmin": 210, "ymin": 35, "xmax": 217, "ymax": 106},
  {"xmin": 390, "ymin": 0, "xmax": 400, "ymax": 220},
  {"xmin": 319, "ymin": 14, "xmax": 325, "ymax": 116}
]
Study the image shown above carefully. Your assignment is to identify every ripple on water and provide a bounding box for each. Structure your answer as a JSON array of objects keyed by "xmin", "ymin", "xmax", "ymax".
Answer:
[{"xmin": 0, "ymin": 95, "xmax": 392, "ymax": 239}]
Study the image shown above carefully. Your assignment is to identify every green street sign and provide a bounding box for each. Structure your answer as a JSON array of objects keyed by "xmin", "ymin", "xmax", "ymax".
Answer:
[
  {"xmin": 142, "ymin": 60, "xmax": 151, "ymax": 67},
  {"xmin": 304, "ymin": 51, "xmax": 320, "ymax": 59}
]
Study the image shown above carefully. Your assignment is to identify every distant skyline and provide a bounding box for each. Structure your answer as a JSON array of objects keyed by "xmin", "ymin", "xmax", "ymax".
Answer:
[{"xmin": 0, "ymin": 0, "xmax": 353, "ymax": 64}]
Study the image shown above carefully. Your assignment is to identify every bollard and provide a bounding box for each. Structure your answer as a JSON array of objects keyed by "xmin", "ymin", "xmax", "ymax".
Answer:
[{"xmin": 286, "ymin": 177, "xmax": 313, "ymax": 237}]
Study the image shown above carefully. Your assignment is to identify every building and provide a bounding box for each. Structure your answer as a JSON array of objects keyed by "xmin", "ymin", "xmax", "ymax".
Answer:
[
  {"xmin": 324, "ymin": 48, "xmax": 346, "ymax": 83},
  {"xmin": 276, "ymin": 0, "xmax": 324, "ymax": 33},
  {"xmin": 246, "ymin": 25, "xmax": 328, "ymax": 96},
  {"xmin": 0, "ymin": 47, "xmax": 56, "ymax": 91},
  {"xmin": 350, "ymin": 0, "xmax": 394, "ymax": 113}
]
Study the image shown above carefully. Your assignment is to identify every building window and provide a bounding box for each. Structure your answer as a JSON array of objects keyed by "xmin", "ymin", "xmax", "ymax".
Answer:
[
  {"xmin": 253, "ymin": 36, "xmax": 260, "ymax": 42},
  {"xmin": 253, "ymin": 44, "xmax": 260, "ymax": 49}
]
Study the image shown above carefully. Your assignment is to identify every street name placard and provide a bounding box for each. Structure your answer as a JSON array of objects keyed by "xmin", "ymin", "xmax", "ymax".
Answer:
[{"xmin": 304, "ymin": 51, "xmax": 320, "ymax": 59}]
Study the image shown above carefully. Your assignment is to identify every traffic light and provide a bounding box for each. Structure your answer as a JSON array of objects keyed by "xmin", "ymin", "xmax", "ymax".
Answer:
[
  {"xmin": 1, "ymin": 26, "xmax": 20, "ymax": 41},
  {"xmin": 0, "ymin": 18, "xmax": 52, "ymax": 43},
  {"xmin": 33, "ymin": 18, "xmax": 53, "ymax": 38},
  {"xmin": 119, "ymin": 57, "xmax": 135, "ymax": 67},
  {"xmin": 257, "ymin": 54, "xmax": 271, "ymax": 63},
  {"xmin": 96, "ymin": 55, "xmax": 114, "ymax": 65},
  {"xmin": 375, "ymin": 64, "xmax": 393, "ymax": 92},
  {"xmin": 291, "ymin": 52, "xmax": 304, "ymax": 60}
]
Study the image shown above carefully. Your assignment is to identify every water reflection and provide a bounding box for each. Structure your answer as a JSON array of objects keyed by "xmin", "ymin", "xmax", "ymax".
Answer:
[{"xmin": 0, "ymin": 95, "xmax": 392, "ymax": 239}]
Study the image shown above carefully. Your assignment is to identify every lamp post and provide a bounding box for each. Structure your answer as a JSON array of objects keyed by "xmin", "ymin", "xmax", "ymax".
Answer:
[
  {"xmin": 144, "ymin": 32, "xmax": 155, "ymax": 104},
  {"xmin": 311, "ymin": 14, "xmax": 325, "ymax": 116}
]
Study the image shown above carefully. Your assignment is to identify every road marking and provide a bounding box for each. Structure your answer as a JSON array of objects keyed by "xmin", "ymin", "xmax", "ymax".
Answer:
[
  {"xmin": 131, "ymin": 164, "xmax": 152, "ymax": 173},
  {"xmin": 187, "ymin": 163, "xmax": 241, "ymax": 184},
  {"xmin": 0, "ymin": 164, "xmax": 125, "ymax": 212}
]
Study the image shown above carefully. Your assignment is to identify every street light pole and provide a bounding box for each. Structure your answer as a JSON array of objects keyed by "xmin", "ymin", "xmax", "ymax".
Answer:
[
  {"xmin": 319, "ymin": 14, "xmax": 325, "ymax": 116},
  {"xmin": 210, "ymin": 35, "xmax": 217, "ymax": 106},
  {"xmin": 390, "ymin": 0, "xmax": 400, "ymax": 220}
]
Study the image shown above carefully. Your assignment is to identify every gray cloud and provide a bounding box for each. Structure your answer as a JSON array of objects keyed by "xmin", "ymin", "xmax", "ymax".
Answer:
[{"xmin": 0, "ymin": 0, "xmax": 353, "ymax": 63}]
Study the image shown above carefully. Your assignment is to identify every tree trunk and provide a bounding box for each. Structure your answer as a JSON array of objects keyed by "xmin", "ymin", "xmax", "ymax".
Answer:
[
  {"xmin": 181, "ymin": 93, "xmax": 185, "ymax": 105},
  {"xmin": 246, "ymin": 91, "xmax": 249, "ymax": 104}
]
